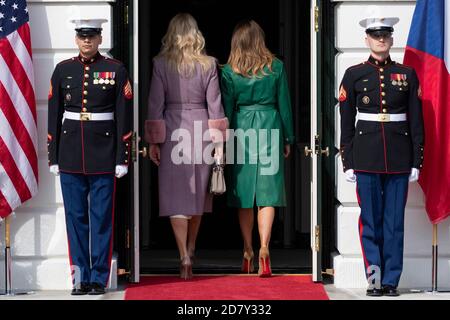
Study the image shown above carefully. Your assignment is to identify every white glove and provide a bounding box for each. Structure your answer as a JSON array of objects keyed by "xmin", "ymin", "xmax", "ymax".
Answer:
[
  {"xmin": 115, "ymin": 165, "xmax": 128, "ymax": 178},
  {"xmin": 49, "ymin": 165, "xmax": 60, "ymax": 176},
  {"xmin": 345, "ymin": 169, "xmax": 357, "ymax": 183},
  {"xmin": 409, "ymin": 168, "xmax": 420, "ymax": 182}
]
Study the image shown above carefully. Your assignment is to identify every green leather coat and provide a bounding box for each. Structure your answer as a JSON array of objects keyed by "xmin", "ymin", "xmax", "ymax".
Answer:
[{"xmin": 221, "ymin": 59, "xmax": 294, "ymax": 208}]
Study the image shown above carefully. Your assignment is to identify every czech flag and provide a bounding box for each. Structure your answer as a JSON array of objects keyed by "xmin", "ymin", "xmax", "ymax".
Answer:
[{"xmin": 404, "ymin": 0, "xmax": 450, "ymax": 224}]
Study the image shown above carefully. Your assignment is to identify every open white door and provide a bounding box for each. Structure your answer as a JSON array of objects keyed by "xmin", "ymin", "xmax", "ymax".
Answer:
[
  {"xmin": 310, "ymin": 0, "xmax": 322, "ymax": 282},
  {"xmin": 131, "ymin": 0, "xmax": 140, "ymax": 283}
]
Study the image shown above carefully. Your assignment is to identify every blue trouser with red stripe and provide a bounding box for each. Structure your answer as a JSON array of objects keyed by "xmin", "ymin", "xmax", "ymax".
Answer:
[
  {"xmin": 356, "ymin": 172, "xmax": 409, "ymax": 288},
  {"xmin": 60, "ymin": 173, "xmax": 115, "ymax": 287}
]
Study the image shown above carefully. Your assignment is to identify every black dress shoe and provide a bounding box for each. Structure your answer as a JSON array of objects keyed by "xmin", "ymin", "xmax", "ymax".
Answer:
[
  {"xmin": 71, "ymin": 283, "xmax": 90, "ymax": 296},
  {"xmin": 382, "ymin": 285, "xmax": 400, "ymax": 296},
  {"xmin": 88, "ymin": 282, "xmax": 106, "ymax": 295},
  {"xmin": 366, "ymin": 287, "xmax": 383, "ymax": 297}
]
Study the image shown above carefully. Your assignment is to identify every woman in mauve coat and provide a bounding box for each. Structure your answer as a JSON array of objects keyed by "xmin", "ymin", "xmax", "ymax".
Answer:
[
  {"xmin": 221, "ymin": 20, "xmax": 294, "ymax": 277},
  {"xmin": 145, "ymin": 13, "xmax": 228, "ymax": 280}
]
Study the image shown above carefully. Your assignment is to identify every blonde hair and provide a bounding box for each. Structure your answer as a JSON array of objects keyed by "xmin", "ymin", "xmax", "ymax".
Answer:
[
  {"xmin": 228, "ymin": 20, "xmax": 275, "ymax": 77},
  {"xmin": 158, "ymin": 13, "xmax": 213, "ymax": 77}
]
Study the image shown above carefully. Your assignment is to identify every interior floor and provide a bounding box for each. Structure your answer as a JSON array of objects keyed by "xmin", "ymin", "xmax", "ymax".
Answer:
[{"xmin": 140, "ymin": 249, "xmax": 311, "ymax": 274}]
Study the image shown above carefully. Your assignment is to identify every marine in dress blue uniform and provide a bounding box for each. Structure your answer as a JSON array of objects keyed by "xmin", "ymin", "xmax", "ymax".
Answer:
[
  {"xmin": 339, "ymin": 16, "xmax": 424, "ymax": 296},
  {"xmin": 47, "ymin": 19, "xmax": 133, "ymax": 295}
]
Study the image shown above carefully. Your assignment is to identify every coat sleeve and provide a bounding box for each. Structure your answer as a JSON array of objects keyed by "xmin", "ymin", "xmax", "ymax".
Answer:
[
  {"xmin": 206, "ymin": 63, "xmax": 228, "ymax": 143},
  {"xmin": 220, "ymin": 67, "xmax": 235, "ymax": 126},
  {"xmin": 339, "ymin": 69, "xmax": 357, "ymax": 172},
  {"xmin": 145, "ymin": 60, "xmax": 166, "ymax": 144},
  {"xmin": 277, "ymin": 63, "xmax": 295, "ymax": 145},
  {"xmin": 408, "ymin": 68, "xmax": 425, "ymax": 169},
  {"xmin": 115, "ymin": 64, "xmax": 134, "ymax": 167},
  {"xmin": 47, "ymin": 64, "xmax": 64, "ymax": 166}
]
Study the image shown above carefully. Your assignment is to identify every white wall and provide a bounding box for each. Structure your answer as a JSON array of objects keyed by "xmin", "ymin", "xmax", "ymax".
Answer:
[
  {"xmin": 333, "ymin": 0, "xmax": 450, "ymax": 289},
  {"xmin": 0, "ymin": 0, "xmax": 115, "ymax": 291}
]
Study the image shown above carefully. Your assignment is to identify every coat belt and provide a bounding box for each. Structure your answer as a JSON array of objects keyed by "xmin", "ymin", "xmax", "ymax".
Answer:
[
  {"xmin": 63, "ymin": 111, "xmax": 114, "ymax": 121},
  {"xmin": 357, "ymin": 112, "xmax": 407, "ymax": 122}
]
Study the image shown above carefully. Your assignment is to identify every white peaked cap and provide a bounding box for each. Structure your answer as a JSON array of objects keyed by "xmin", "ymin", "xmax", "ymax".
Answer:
[
  {"xmin": 358, "ymin": 6, "xmax": 399, "ymax": 31},
  {"xmin": 359, "ymin": 17, "xmax": 400, "ymax": 31},
  {"xmin": 70, "ymin": 19, "xmax": 108, "ymax": 30}
]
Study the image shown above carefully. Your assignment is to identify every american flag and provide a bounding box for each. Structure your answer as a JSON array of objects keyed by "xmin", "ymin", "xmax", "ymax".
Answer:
[{"xmin": 0, "ymin": 0, "xmax": 38, "ymax": 218}]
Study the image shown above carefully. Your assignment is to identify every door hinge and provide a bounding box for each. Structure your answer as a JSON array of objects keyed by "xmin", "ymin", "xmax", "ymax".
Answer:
[
  {"xmin": 126, "ymin": 228, "xmax": 131, "ymax": 249},
  {"xmin": 314, "ymin": 6, "xmax": 320, "ymax": 33},
  {"xmin": 314, "ymin": 225, "xmax": 320, "ymax": 252},
  {"xmin": 322, "ymin": 269, "xmax": 334, "ymax": 276},
  {"xmin": 125, "ymin": 4, "xmax": 129, "ymax": 26}
]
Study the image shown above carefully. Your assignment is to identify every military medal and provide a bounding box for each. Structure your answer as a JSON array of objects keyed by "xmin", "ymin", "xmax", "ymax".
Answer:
[
  {"xmin": 105, "ymin": 79, "xmax": 110, "ymax": 84},
  {"xmin": 94, "ymin": 79, "xmax": 99, "ymax": 85},
  {"xmin": 93, "ymin": 72, "xmax": 100, "ymax": 85},
  {"xmin": 110, "ymin": 79, "xmax": 115, "ymax": 85},
  {"xmin": 99, "ymin": 78, "xmax": 105, "ymax": 84},
  {"xmin": 362, "ymin": 96, "xmax": 370, "ymax": 104},
  {"xmin": 391, "ymin": 74, "xmax": 407, "ymax": 87}
]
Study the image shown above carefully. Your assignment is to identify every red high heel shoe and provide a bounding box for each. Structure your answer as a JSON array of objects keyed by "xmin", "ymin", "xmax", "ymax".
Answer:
[
  {"xmin": 180, "ymin": 256, "xmax": 193, "ymax": 280},
  {"xmin": 241, "ymin": 251, "xmax": 255, "ymax": 274},
  {"xmin": 258, "ymin": 247, "xmax": 272, "ymax": 277}
]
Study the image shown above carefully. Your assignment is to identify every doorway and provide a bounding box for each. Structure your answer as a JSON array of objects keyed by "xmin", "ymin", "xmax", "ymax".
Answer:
[{"xmin": 137, "ymin": 0, "xmax": 312, "ymax": 274}]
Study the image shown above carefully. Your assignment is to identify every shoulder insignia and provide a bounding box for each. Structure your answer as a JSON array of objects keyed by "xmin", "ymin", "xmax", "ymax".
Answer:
[
  {"xmin": 123, "ymin": 80, "xmax": 133, "ymax": 100},
  {"xmin": 339, "ymin": 85, "xmax": 347, "ymax": 102},
  {"xmin": 48, "ymin": 81, "xmax": 53, "ymax": 100}
]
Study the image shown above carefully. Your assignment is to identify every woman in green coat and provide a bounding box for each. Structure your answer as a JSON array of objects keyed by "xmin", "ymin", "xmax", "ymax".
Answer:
[{"xmin": 221, "ymin": 20, "xmax": 294, "ymax": 277}]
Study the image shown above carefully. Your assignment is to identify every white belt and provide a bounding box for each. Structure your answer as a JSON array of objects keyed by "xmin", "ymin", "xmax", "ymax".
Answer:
[
  {"xmin": 357, "ymin": 112, "xmax": 407, "ymax": 122},
  {"xmin": 63, "ymin": 111, "xmax": 114, "ymax": 121}
]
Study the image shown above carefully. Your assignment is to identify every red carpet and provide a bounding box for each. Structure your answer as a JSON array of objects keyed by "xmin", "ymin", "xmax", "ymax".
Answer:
[{"xmin": 125, "ymin": 275, "xmax": 329, "ymax": 300}]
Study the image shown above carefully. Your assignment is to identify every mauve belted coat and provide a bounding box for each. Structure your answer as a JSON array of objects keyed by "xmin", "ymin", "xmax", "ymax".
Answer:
[{"xmin": 145, "ymin": 57, "xmax": 228, "ymax": 217}]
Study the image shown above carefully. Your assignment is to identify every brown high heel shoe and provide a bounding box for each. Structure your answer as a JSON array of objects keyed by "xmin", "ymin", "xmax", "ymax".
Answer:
[
  {"xmin": 241, "ymin": 250, "xmax": 255, "ymax": 274},
  {"xmin": 258, "ymin": 247, "xmax": 272, "ymax": 277},
  {"xmin": 180, "ymin": 256, "xmax": 193, "ymax": 280}
]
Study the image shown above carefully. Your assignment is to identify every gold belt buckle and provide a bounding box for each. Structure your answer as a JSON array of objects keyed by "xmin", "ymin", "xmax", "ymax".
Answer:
[
  {"xmin": 80, "ymin": 112, "xmax": 91, "ymax": 121},
  {"xmin": 378, "ymin": 113, "xmax": 390, "ymax": 122}
]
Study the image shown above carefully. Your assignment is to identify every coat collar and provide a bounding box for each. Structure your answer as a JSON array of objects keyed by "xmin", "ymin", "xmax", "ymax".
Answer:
[
  {"xmin": 367, "ymin": 55, "xmax": 393, "ymax": 66},
  {"xmin": 78, "ymin": 51, "xmax": 102, "ymax": 64}
]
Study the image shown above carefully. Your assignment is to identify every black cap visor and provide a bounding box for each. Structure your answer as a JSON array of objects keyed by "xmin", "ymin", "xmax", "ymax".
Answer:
[
  {"xmin": 366, "ymin": 26, "xmax": 394, "ymax": 36},
  {"xmin": 76, "ymin": 28, "xmax": 102, "ymax": 38}
]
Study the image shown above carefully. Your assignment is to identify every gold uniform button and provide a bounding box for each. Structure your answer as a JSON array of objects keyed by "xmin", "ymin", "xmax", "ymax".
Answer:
[
  {"xmin": 380, "ymin": 68, "xmax": 384, "ymax": 72},
  {"xmin": 84, "ymin": 74, "xmax": 89, "ymax": 78},
  {"xmin": 125, "ymin": 160, "xmax": 128, "ymax": 163},
  {"xmin": 85, "ymin": 66, "xmax": 90, "ymax": 71},
  {"xmin": 382, "ymin": 100, "xmax": 386, "ymax": 105},
  {"xmin": 382, "ymin": 92, "xmax": 386, "ymax": 96},
  {"xmin": 382, "ymin": 108, "xmax": 387, "ymax": 113},
  {"xmin": 380, "ymin": 75, "xmax": 385, "ymax": 80},
  {"xmin": 83, "ymin": 99, "xmax": 87, "ymax": 104},
  {"xmin": 82, "ymin": 107, "xmax": 87, "ymax": 112},
  {"xmin": 381, "ymin": 83, "xmax": 385, "ymax": 88},
  {"xmin": 83, "ymin": 91, "xmax": 88, "ymax": 95},
  {"xmin": 84, "ymin": 82, "xmax": 89, "ymax": 86}
]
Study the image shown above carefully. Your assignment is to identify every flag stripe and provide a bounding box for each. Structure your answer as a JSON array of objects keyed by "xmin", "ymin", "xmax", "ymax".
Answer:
[
  {"xmin": 0, "ymin": 137, "xmax": 32, "ymax": 202},
  {"xmin": 0, "ymin": 109, "xmax": 38, "ymax": 196},
  {"xmin": 406, "ymin": 0, "xmax": 445, "ymax": 60},
  {"xmin": 0, "ymin": 163, "xmax": 21, "ymax": 217},
  {"xmin": 0, "ymin": 83, "xmax": 38, "ymax": 178},
  {"xmin": 0, "ymin": 189, "xmax": 13, "ymax": 218},
  {"xmin": 15, "ymin": 23, "xmax": 33, "ymax": 59},
  {"xmin": 0, "ymin": 54, "xmax": 38, "ymax": 150},
  {"xmin": 0, "ymin": 37, "xmax": 37, "ymax": 122},
  {"xmin": 7, "ymin": 25, "xmax": 35, "ymax": 92}
]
